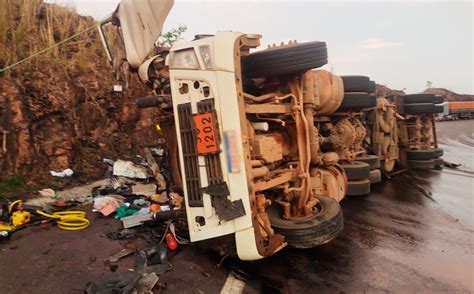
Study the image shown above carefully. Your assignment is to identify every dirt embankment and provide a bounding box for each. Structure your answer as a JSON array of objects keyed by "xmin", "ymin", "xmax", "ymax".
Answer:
[
  {"xmin": 423, "ymin": 88, "xmax": 474, "ymax": 102},
  {"xmin": 0, "ymin": 1, "xmax": 157, "ymax": 186},
  {"xmin": 375, "ymin": 84, "xmax": 406, "ymax": 97},
  {"xmin": 375, "ymin": 84, "xmax": 473, "ymax": 102}
]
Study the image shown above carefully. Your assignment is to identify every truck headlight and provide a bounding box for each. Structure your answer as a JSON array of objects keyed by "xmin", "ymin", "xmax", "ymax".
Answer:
[
  {"xmin": 199, "ymin": 45, "xmax": 213, "ymax": 69},
  {"xmin": 169, "ymin": 48, "xmax": 199, "ymax": 69}
]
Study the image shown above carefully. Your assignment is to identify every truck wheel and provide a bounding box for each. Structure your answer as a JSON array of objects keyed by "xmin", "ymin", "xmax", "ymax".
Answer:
[
  {"xmin": 369, "ymin": 169, "xmax": 382, "ymax": 184},
  {"xmin": 407, "ymin": 159, "xmax": 436, "ymax": 170},
  {"xmin": 242, "ymin": 41, "xmax": 328, "ymax": 78},
  {"xmin": 368, "ymin": 80, "xmax": 376, "ymax": 94},
  {"xmin": 341, "ymin": 75, "xmax": 371, "ymax": 92},
  {"xmin": 405, "ymin": 148, "xmax": 444, "ymax": 160},
  {"xmin": 404, "ymin": 103, "xmax": 444, "ymax": 114},
  {"xmin": 347, "ymin": 179, "xmax": 371, "ymax": 196},
  {"xmin": 341, "ymin": 161, "xmax": 370, "ymax": 180},
  {"xmin": 267, "ymin": 196, "xmax": 344, "ymax": 248},
  {"xmin": 434, "ymin": 158, "xmax": 444, "ymax": 167},
  {"xmin": 403, "ymin": 94, "xmax": 443, "ymax": 104},
  {"xmin": 381, "ymin": 159, "xmax": 396, "ymax": 173},
  {"xmin": 337, "ymin": 93, "xmax": 377, "ymax": 110},
  {"xmin": 356, "ymin": 154, "xmax": 381, "ymax": 169}
]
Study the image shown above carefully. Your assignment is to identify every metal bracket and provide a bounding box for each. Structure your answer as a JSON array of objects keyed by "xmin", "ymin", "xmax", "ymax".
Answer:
[{"xmin": 202, "ymin": 182, "xmax": 245, "ymax": 221}]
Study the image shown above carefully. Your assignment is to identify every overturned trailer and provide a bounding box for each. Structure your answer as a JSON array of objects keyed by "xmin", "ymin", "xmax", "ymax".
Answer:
[{"xmin": 99, "ymin": 0, "xmax": 443, "ymax": 260}]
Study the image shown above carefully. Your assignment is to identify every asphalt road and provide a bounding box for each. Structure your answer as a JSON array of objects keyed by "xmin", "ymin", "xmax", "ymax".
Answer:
[{"xmin": 0, "ymin": 120, "xmax": 472, "ymax": 293}]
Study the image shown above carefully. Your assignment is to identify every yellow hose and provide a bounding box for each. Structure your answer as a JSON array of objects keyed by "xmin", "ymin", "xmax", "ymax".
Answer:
[
  {"xmin": 8, "ymin": 200, "xmax": 23, "ymax": 214},
  {"xmin": 35, "ymin": 210, "xmax": 89, "ymax": 231}
]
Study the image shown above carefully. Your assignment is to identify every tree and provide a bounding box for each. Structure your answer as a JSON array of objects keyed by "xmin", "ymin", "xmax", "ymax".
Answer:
[
  {"xmin": 426, "ymin": 81, "xmax": 433, "ymax": 88},
  {"xmin": 158, "ymin": 25, "xmax": 187, "ymax": 47}
]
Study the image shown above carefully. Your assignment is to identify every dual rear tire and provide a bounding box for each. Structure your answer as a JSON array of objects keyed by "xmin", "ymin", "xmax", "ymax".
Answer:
[{"xmin": 267, "ymin": 196, "xmax": 344, "ymax": 248}]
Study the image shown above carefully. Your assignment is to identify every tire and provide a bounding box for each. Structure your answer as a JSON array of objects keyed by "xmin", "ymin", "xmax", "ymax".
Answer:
[
  {"xmin": 434, "ymin": 158, "xmax": 444, "ymax": 167},
  {"xmin": 341, "ymin": 161, "xmax": 371, "ymax": 181},
  {"xmin": 368, "ymin": 80, "xmax": 376, "ymax": 94},
  {"xmin": 242, "ymin": 41, "xmax": 328, "ymax": 78},
  {"xmin": 408, "ymin": 159, "xmax": 436, "ymax": 170},
  {"xmin": 356, "ymin": 154, "xmax": 381, "ymax": 169},
  {"xmin": 403, "ymin": 94, "xmax": 444, "ymax": 104},
  {"xmin": 369, "ymin": 169, "xmax": 382, "ymax": 184},
  {"xmin": 136, "ymin": 95, "xmax": 168, "ymax": 108},
  {"xmin": 405, "ymin": 148, "xmax": 444, "ymax": 160},
  {"xmin": 434, "ymin": 95, "xmax": 444, "ymax": 104},
  {"xmin": 347, "ymin": 179, "xmax": 371, "ymax": 196},
  {"xmin": 337, "ymin": 92, "xmax": 377, "ymax": 110},
  {"xmin": 404, "ymin": 103, "xmax": 444, "ymax": 114},
  {"xmin": 267, "ymin": 196, "xmax": 343, "ymax": 248},
  {"xmin": 341, "ymin": 76, "xmax": 371, "ymax": 92}
]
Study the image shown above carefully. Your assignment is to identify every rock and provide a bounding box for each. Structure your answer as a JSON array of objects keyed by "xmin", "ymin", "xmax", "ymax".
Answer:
[{"xmin": 38, "ymin": 188, "xmax": 56, "ymax": 198}]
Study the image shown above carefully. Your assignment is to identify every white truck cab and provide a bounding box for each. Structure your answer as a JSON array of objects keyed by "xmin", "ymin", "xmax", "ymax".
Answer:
[
  {"xmin": 167, "ymin": 32, "xmax": 272, "ymax": 260},
  {"xmin": 100, "ymin": 0, "xmax": 347, "ymax": 261}
]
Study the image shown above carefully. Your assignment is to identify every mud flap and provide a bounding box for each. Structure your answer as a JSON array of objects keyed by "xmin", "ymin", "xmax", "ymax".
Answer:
[{"xmin": 202, "ymin": 183, "xmax": 246, "ymax": 221}]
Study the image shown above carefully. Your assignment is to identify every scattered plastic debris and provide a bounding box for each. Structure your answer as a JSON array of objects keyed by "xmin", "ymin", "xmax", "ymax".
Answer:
[
  {"xmin": 132, "ymin": 183, "xmax": 157, "ymax": 197},
  {"xmin": 49, "ymin": 168, "xmax": 74, "ymax": 177},
  {"xmin": 113, "ymin": 160, "xmax": 149, "ymax": 179}
]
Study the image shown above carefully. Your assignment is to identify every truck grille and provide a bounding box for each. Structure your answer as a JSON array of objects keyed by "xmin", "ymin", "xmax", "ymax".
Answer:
[
  {"xmin": 197, "ymin": 99, "xmax": 224, "ymax": 186},
  {"xmin": 177, "ymin": 103, "xmax": 203, "ymax": 207}
]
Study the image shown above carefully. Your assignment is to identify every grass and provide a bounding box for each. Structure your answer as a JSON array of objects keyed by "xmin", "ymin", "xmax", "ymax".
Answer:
[
  {"xmin": 0, "ymin": 0, "xmax": 102, "ymax": 76},
  {"xmin": 0, "ymin": 175, "xmax": 27, "ymax": 195}
]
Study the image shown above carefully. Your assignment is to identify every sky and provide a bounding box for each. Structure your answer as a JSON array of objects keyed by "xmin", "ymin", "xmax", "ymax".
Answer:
[{"xmin": 50, "ymin": 0, "xmax": 473, "ymax": 94}]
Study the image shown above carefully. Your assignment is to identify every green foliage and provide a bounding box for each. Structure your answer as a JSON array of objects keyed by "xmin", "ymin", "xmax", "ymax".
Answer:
[
  {"xmin": 158, "ymin": 25, "xmax": 187, "ymax": 47},
  {"xmin": 0, "ymin": 175, "xmax": 27, "ymax": 195}
]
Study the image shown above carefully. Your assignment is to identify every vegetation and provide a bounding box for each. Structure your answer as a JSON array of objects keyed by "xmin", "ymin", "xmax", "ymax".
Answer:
[
  {"xmin": 0, "ymin": 174, "xmax": 26, "ymax": 195},
  {"xmin": 158, "ymin": 25, "xmax": 187, "ymax": 47},
  {"xmin": 0, "ymin": 0, "xmax": 102, "ymax": 76}
]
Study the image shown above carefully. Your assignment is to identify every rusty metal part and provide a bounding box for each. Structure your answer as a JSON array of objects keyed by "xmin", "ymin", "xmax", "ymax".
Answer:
[
  {"xmin": 288, "ymin": 78, "xmax": 312, "ymax": 218},
  {"xmin": 254, "ymin": 170, "xmax": 296, "ymax": 192},
  {"xmin": 322, "ymin": 115, "xmax": 367, "ymax": 161},
  {"xmin": 252, "ymin": 166, "xmax": 270, "ymax": 178},
  {"xmin": 326, "ymin": 118, "xmax": 356, "ymax": 149},
  {"xmin": 311, "ymin": 70, "xmax": 344, "ymax": 115},
  {"xmin": 303, "ymin": 71, "xmax": 320, "ymax": 165},
  {"xmin": 235, "ymin": 35, "xmax": 285, "ymax": 257},
  {"xmin": 400, "ymin": 115, "xmax": 436, "ymax": 150},
  {"xmin": 310, "ymin": 164, "xmax": 347, "ymax": 202},
  {"xmin": 245, "ymin": 104, "xmax": 293, "ymax": 114},
  {"xmin": 321, "ymin": 152, "xmax": 339, "ymax": 167},
  {"xmin": 251, "ymin": 133, "xmax": 291, "ymax": 163},
  {"xmin": 244, "ymin": 92, "xmax": 293, "ymax": 103},
  {"xmin": 251, "ymin": 160, "xmax": 263, "ymax": 167},
  {"xmin": 256, "ymin": 194, "xmax": 274, "ymax": 238},
  {"xmin": 365, "ymin": 97, "xmax": 399, "ymax": 172}
]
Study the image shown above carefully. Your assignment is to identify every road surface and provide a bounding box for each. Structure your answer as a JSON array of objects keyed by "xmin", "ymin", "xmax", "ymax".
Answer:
[{"xmin": 0, "ymin": 120, "xmax": 472, "ymax": 293}]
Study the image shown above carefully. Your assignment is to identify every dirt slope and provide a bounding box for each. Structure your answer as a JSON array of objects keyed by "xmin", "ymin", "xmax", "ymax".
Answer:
[
  {"xmin": 423, "ymin": 88, "xmax": 474, "ymax": 102},
  {"xmin": 0, "ymin": 1, "xmax": 157, "ymax": 185},
  {"xmin": 375, "ymin": 84, "xmax": 406, "ymax": 97}
]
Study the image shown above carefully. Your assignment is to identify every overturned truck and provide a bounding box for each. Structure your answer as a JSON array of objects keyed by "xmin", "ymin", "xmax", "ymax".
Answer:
[{"xmin": 99, "ymin": 0, "xmax": 443, "ymax": 260}]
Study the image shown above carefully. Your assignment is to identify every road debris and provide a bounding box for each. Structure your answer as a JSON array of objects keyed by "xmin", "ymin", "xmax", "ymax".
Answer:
[
  {"xmin": 38, "ymin": 188, "xmax": 56, "ymax": 198},
  {"xmin": 113, "ymin": 160, "xmax": 149, "ymax": 179},
  {"xmin": 49, "ymin": 168, "xmax": 74, "ymax": 177}
]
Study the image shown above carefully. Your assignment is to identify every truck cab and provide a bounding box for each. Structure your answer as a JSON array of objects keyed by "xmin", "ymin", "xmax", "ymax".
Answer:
[{"xmin": 100, "ymin": 0, "xmax": 347, "ymax": 260}]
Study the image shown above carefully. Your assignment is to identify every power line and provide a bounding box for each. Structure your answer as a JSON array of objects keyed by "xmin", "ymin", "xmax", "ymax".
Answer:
[{"xmin": 0, "ymin": 24, "xmax": 97, "ymax": 73}]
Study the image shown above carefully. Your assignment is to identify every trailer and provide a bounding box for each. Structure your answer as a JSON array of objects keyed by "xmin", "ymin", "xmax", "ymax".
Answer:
[{"xmin": 446, "ymin": 101, "xmax": 474, "ymax": 120}]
